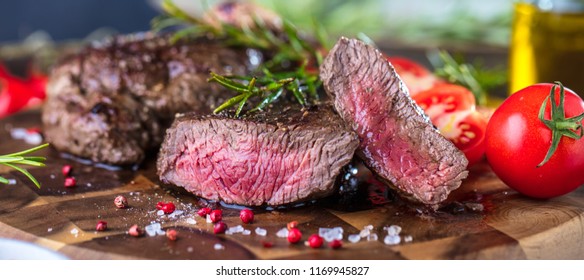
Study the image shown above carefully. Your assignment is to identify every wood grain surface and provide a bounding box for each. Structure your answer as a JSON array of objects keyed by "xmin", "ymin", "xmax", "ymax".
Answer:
[{"xmin": 0, "ymin": 110, "xmax": 583, "ymax": 260}]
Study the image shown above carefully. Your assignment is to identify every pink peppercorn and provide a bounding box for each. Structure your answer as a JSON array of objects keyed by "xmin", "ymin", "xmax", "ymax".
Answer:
[
  {"xmin": 128, "ymin": 225, "xmax": 143, "ymax": 237},
  {"xmin": 64, "ymin": 177, "xmax": 76, "ymax": 188},
  {"xmin": 213, "ymin": 222, "xmax": 228, "ymax": 234},
  {"xmin": 166, "ymin": 229, "xmax": 178, "ymax": 241},
  {"xmin": 114, "ymin": 195, "xmax": 128, "ymax": 209},
  {"xmin": 287, "ymin": 228, "xmax": 302, "ymax": 244},
  {"xmin": 62, "ymin": 165, "xmax": 72, "ymax": 177},
  {"xmin": 161, "ymin": 202, "xmax": 176, "ymax": 214},
  {"xmin": 96, "ymin": 220, "xmax": 107, "ymax": 231},
  {"xmin": 308, "ymin": 234, "xmax": 323, "ymax": 249},
  {"xmin": 239, "ymin": 209, "xmax": 254, "ymax": 224},
  {"xmin": 197, "ymin": 207, "xmax": 212, "ymax": 217},
  {"xmin": 156, "ymin": 201, "xmax": 165, "ymax": 210},
  {"xmin": 329, "ymin": 239, "xmax": 342, "ymax": 249},
  {"xmin": 210, "ymin": 209, "xmax": 223, "ymax": 223}
]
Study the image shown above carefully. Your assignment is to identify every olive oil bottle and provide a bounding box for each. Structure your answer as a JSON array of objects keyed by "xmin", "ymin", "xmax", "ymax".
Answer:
[{"xmin": 510, "ymin": 0, "xmax": 584, "ymax": 96}]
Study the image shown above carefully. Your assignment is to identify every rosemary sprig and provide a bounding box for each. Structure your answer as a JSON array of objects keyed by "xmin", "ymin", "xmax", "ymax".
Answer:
[
  {"xmin": 0, "ymin": 143, "xmax": 49, "ymax": 188},
  {"xmin": 152, "ymin": 0, "xmax": 324, "ymax": 113},
  {"xmin": 429, "ymin": 50, "xmax": 507, "ymax": 106}
]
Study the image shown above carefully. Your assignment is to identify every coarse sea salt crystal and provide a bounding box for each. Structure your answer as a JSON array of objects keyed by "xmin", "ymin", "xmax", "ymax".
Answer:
[
  {"xmin": 156, "ymin": 210, "xmax": 165, "ymax": 216},
  {"xmin": 186, "ymin": 217, "xmax": 196, "ymax": 225},
  {"xmin": 206, "ymin": 214, "xmax": 212, "ymax": 223},
  {"xmin": 231, "ymin": 225, "xmax": 244, "ymax": 233},
  {"xmin": 7, "ymin": 179, "xmax": 16, "ymax": 185},
  {"xmin": 276, "ymin": 228, "xmax": 289, "ymax": 238},
  {"xmin": 384, "ymin": 234, "xmax": 401, "ymax": 245},
  {"xmin": 255, "ymin": 227, "xmax": 267, "ymax": 236},
  {"xmin": 242, "ymin": 230, "xmax": 251, "ymax": 235},
  {"xmin": 348, "ymin": 234, "xmax": 361, "ymax": 243},
  {"xmin": 47, "ymin": 228, "xmax": 53, "ymax": 232},
  {"xmin": 367, "ymin": 233, "xmax": 378, "ymax": 241},
  {"xmin": 145, "ymin": 223, "xmax": 161, "ymax": 237},
  {"xmin": 359, "ymin": 228, "xmax": 370, "ymax": 238},
  {"xmin": 24, "ymin": 133, "xmax": 43, "ymax": 145},
  {"xmin": 404, "ymin": 235, "xmax": 413, "ymax": 243},
  {"xmin": 214, "ymin": 243, "xmax": 225, "ymax": 250},
  {"xmin": 168, "ymin": 210, "xmax": 184, "ymax": 219},
  {"xmin": 10, "ymin": 128, "xmax": 27, "ymax": 139},
  {"xmin": 384, "ymin": 225, "xmax": 402, "ymax": 236}
]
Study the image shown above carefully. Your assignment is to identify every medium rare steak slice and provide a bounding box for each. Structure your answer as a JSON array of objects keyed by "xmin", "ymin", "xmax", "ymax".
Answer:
[
  {"xmin": 42, "ymin": 33, "xmax": 253, "ymax": 165},
  {"xmin": 319, "ymin": 37, "xmax": 468, "ymax": 205},
  {"xmin": 157, "ymin": 103, "xmax": 359, "ymax": 206}
]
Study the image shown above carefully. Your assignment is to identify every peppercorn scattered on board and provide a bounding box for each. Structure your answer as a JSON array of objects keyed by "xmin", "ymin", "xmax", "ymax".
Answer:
[{"xmin": 0, "ymin": 110, "xmax": 583, "ymax": 260}]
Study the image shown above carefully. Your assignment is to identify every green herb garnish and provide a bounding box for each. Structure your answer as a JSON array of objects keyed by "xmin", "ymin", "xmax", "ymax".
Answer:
[
  {"xmin": 152, "ymin": 0, "xmax": 324, "ymax": 115},
  {"xmin": 0, "ymin": 143, "xmax": 49, "ymax": 188},
  {"xmin": 430, "ymin": 50, "xmax": 507, "ymax": 106}
]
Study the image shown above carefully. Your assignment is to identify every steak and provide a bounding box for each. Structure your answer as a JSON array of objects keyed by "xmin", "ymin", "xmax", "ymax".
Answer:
[
  {"xmin": 157, "ymin": 103, "xmax": 359, "ymax": 206},
  {"xmin": 42, "ymin": 33, "xmax": 255, "ymax": 165},
  {"xmin": 320, "ymin": 37, "xmax": 468, "ymax": 206}
]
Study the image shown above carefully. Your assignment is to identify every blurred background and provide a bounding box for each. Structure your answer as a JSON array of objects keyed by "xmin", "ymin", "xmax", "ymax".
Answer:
[
  {"xmin": 0, "ymin": 0, "xmax": 517, "ymax": 117},
  {"xmin": 0, "ymin": 0, "xmax": 513, "ymax": 46}
]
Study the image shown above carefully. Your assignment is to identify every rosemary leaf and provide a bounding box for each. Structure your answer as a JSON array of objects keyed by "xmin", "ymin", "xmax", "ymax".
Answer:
[
  {"xmin": 3, "ymin": 162, "xmax": 41, "ymax": 189},
  {"xmin": 0, "ymin": 176, "xmax": 9, "ymax": 184},
  {"xmin": 3, "ymin": 143, "xmax": 49, "ymax": 157}
]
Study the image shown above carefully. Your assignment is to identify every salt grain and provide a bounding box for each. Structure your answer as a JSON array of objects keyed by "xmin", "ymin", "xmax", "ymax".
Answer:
[
  {"xmin": 384, "ymin": 234, "xmax": 401, "ymax": 245},
  {"xmin": 10, "ymin": 128, "xmax": 27, "ymax": 139},
  {"xmin": 384, "ymin": 225, "xmax": 402, "ymax": 236},
  {"xmin": 156, "ymin": 210, "xmax": 165, "ymax": 216},
  {"xmin": 144, "ymin": 223, "xmax": 161, "ymax": 237},
  {"xmin": 186, "ymin": 218, "xmax": 196, "ymax": 225},
  {"xmin": 206, "ymin": 214, "xmax": 212, "ymax": 223},
  {"xmin": 348, "ymin": 234, "xmax": 361, "ymax": 243},
  {"xmin": 24, "ymin": 133, "xmax": 43, "ymax": 145},
  {"xmin": 276, "ymin": 228, "xmax": 289, "ymax": 238},
  {"xmin": 47, "ymin": 228, "xmax": 53, "ymax": 232},
  {"xmin": 214, "ymin": 243, "xmax": 225, "ymax": 250},
  {"xmin": 255, "ymin": 227, "xmax": 267, "ymax": 236},
  {"xmin": 7, "ymin": 179, "xmax": 16, "ymax": 185},
  {"xmin": 367, "ymin": 233, "xmax": 378, "ymax": 241},
  {"xmin": 242, "ymin": 230, "xmax": 251, "ymax": 235},
  {"xmin": 187, "ymin": 247, "xmax": 193, "ymax": 253},
  {"xmin": 404, "ymin": 235, "xmax": 413, "ymax": 243}
]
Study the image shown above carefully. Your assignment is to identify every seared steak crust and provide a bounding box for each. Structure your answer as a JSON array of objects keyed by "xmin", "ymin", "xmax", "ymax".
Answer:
[{"xmin": 42, "ymin": 33, "xmax": 252, "ymax": 165}]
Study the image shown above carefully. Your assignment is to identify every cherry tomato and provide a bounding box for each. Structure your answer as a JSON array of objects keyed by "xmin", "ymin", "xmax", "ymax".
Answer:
[
  {"xmin": 413, "ymin": 84, "xmax": 476, "ymax": 116},
  {"xmin": 413, "ymin": 84, "xmax": 487, "ymax": 165},
  {"xmin": 386, "ymin": 56, "xmax": 442, "ymax": 96},
  {"xmin": 485, "ymin": 83, "xmax": 584, "ymax": 198}
]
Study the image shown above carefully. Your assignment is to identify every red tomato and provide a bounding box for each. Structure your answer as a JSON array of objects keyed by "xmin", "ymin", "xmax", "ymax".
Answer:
[
  {"xmin": 413, "ymin": 84, "xmax": 487, "ymax": 166},
  {"xmin": 386, "ymin": 56, "xmax": 442, "ymax": 96},
  {"xmin": 485, "ymin": 83, "xmax": 584, "ymax": 198},
  {"xmin": 0, "ymin": 63, "xmax": 47, "ymax": 118},
  {"xmin": 413, "ymin": 84, "xmax": 476, "ymax": 116}
]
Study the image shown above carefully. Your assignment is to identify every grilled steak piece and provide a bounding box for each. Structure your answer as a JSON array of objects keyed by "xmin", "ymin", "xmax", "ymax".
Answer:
[
  {"xmin": 157, "ymin": 103, "xmax": 359, "ymax": 206},
  {"xmin": 320, "ymin": 37, "xmax": 468, "ymax": 205},
  {"xmin": 42, "ymin": 33, "xmax": 254, "ymax": 165}
]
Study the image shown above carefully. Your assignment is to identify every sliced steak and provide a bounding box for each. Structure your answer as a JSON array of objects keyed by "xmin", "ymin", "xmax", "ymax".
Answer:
[
  {"xmin": 157, "ymin": 103, "xmax": 359, "ymax": 206},
  {"xmin": 42, "ymin": 33, "xmax": 255, "ymax": 165},
  {"xmin": 320, "ymin": 37, "xmax": 468, "ymax": 205}
]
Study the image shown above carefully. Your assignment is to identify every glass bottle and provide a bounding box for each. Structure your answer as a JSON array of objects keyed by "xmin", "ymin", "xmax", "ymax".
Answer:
[{"xmin": 509, "ymin": 0, "xmax": 584, "ymax": 96}]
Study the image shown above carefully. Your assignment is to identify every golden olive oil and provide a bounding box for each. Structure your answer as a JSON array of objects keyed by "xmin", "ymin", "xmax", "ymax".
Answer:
[{"xmin": 510, "ymin": 2, "xmax": 584, "ymax": 96}]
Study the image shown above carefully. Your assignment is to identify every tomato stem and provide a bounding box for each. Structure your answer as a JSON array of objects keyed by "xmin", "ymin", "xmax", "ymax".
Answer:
[{"xmin": 537, "ymin": 82, "xmax": 584, "ymax": 167}]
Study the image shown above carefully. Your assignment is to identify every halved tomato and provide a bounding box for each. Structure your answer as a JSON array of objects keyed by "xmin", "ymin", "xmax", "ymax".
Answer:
[
  {"xmin": 413, "ymin": 84, "xmax": 487, "ymax": 166},
  {"xmin": 413, "ymin": 84, "xmax": 476, "ymax": 117},
  {"xmin": 386, "ymin": 56, "xmax": 442, "ymax": 96}
]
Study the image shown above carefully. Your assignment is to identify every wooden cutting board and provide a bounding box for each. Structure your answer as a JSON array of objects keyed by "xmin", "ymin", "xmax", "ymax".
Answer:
[{"xmin": 0, "ymin": 110, "xmax": 583, "ymax": 260}]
